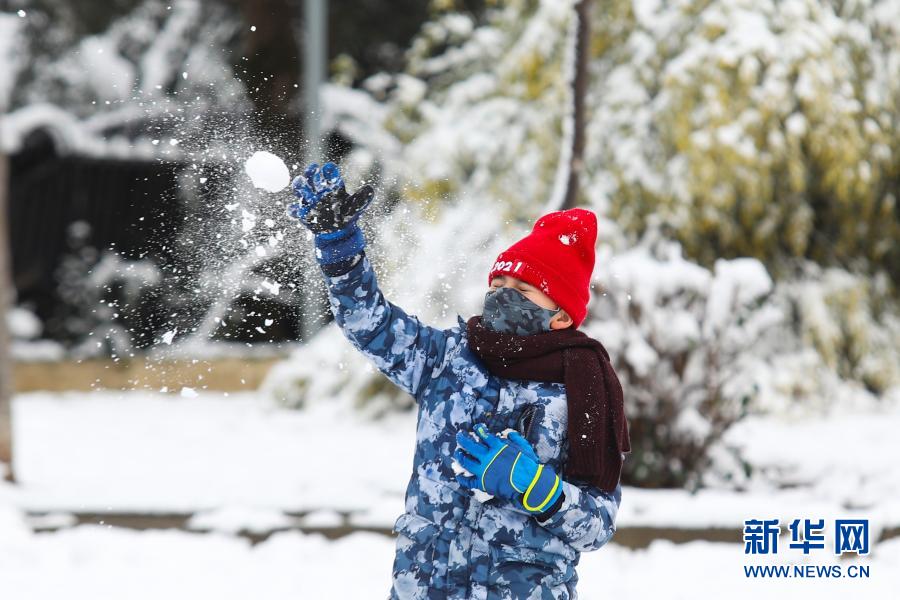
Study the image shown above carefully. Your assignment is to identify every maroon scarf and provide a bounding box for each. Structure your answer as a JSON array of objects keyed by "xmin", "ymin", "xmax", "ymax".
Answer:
[{"xmin": 466, "ymin": 316, "xmax": 630, "ymax": 493}]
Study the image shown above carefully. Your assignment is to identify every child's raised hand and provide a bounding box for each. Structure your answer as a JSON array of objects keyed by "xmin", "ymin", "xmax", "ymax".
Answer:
[{"xmin": 288, "ymin": 162, "xmax": 374, "ymax": 237}]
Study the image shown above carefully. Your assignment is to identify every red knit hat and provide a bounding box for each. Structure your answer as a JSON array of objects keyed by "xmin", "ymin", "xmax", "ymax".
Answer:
[{"xmin": 488, "ymin": 208, "xmax": 597, "ymax": 328}]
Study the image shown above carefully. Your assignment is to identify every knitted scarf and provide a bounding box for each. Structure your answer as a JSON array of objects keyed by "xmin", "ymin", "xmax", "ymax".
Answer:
[{"xmin": 466, "ymin": 316, "xmax": 630, "ymax": 493}]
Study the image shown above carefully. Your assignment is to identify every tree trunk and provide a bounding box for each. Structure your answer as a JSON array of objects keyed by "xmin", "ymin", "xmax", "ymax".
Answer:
[
  {"xmin": 0, "ymin": 129, "xmax": 14, "ymax": 483},
  {"xmin": 559, "ymin": 0, "xmax": 593, "ymax": 211}
]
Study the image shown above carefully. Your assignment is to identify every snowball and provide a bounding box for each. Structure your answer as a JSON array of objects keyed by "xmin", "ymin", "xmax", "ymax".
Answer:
[
  {"xmin": 180, "ymin": 387, "xmax": 198, "ymax": 398},
  {"xmin": 244, "ymin": 150, "xmax": 290, "ymax": 193},
  {"xmin": 161, "ymin": 329, "xmax": 177, "ymax": 345}
]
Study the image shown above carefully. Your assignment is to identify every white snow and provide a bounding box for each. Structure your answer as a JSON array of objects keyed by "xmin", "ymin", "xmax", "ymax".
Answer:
[
  {"xmin": 10, "ymin": 340, "xmax": 66, "ymax": 362},
  {"xmin": 240, "ymin": 209, "xmax": 256, "ymax": 232},
  {"xmin": 7, "ymin": 307, "xmax": 42, "ymax": 339},
  {"xmin": 261, "ymin": 279, "xmax": 281, "ymax": 295},
  {"xmin": 298, "ymin": 509, "xmax": 343, "ymax": 528},
  {"xmin": 244, "ymin": 151, "xmax": 291, "ymax": 193},
  {"xmin": 6, "ymin": 391, "xmax": 410, "ymax": 515},
  {"xmin": 187, "ymin": 506, "xmax": 294, "ymax": 534},
  {"xmin": 4, "ymin": 390, "xmax": 900, "ymax": 532},
  {"xmin": 138, "ymin": 0, "xmax": 200, "ymax": 95},
  {"xmin": 0, "ymin": 104, "xmax": 169, "ymax": 157},
  {"xmin": 25, "ymin": 512, "xmax": 77, "ymax": 530},
  {"xmin": 78, "ymin": 35, "xmax": 136, "ymax": 102},
  {"xmin": 0, "ymin": 511, "xmax": 397, "ymax": 599},
  {"xmin": 0, "ymin": 389, "xmax": 898, "ymax": 597},
  {"xmin": 0, "ymin": 504, "xmax": 897, "ymax": 599}
]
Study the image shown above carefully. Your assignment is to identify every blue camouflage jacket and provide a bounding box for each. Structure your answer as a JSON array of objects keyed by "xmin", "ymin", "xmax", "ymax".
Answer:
[{"xmin": 321, "ymin": 255, "xmax": 622, "ymax": 599}]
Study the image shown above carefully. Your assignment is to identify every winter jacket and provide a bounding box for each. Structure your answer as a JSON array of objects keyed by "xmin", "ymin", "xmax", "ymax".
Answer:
[{"xmin": 322, "ymin": 255, "xmax": 622, "ymax": 600}]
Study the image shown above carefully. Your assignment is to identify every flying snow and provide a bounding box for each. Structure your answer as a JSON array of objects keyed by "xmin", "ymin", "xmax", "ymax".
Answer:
[{"xmin": 244, "ymin": 151, "xmax": 290, "ymax": 193}]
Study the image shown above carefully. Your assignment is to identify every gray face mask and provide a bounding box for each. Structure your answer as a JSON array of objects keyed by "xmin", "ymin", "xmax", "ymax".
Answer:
[{"xmin": 482, "ymin": 287, "xmax": 561, "ymax": 336}]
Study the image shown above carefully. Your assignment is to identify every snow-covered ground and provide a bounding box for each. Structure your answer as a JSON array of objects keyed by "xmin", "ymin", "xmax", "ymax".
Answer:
[
  {"xmin": 1, "ymin": 389, "xmax": 898, "ymax": 598},
  {"xmin": 6, "ymin": 391, "xmax": 900, "ymax": 530},
  {"xmin": 1, "ymin": 508, "xmax": 897, "ymax": 599}
]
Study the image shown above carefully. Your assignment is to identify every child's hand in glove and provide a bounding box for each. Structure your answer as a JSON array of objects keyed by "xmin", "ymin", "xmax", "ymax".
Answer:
[
  {"xmin": 453, "ymin": 423, "xmax": 564, "ymax": 517},
  {"xmin": 287, "ymin": 162, "xmax": 375, "ymax": 264}
]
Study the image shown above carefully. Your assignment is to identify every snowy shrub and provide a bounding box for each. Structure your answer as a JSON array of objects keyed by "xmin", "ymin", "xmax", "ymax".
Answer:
[
  {"xmin": 51, "ymin": 222, "xmax": 165, "ymax": 358},
  {"xmin": 259, "ymin": 0, "xmax": 900, "ymax": 497},
  {"xmin": 586, "ymin": 228, "xmax": 782, "ymax": 488},
  {"xmin": 6, "ymin": 306, "xmax": 64, "ymax": 362},
  {"xmin": 14, "ymin": 0, "xmax": 247, "ymax": 118},
  {"xmin": 262, "ymin": 328, "xmax": 417, "ymax": 417},
  {"xmin": 778, "ymin": 264, "xmax": 900, "ymax": 395},
  {"xmin": 362, "ymin": 0, "xmax": 900, "ymax": 400},
  {"xmin": 372, "ymin": 0, "xmax": 575, "ymax": 219},
  {"xmin": 587, "ymin": 0, "xmax": 900, "ymax": 284}
]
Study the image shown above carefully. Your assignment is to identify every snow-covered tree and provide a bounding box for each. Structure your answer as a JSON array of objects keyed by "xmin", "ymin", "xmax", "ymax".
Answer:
[
  {"xmin": 266, "ymin": 0, "xmax": 584, "ymax": 410},
  {"xmin": 266, "ymin": 0, "xmax": 900, "ymax": 489},
  {"xmin": 586, "ymin": 0, "xmax": 900, "ymax": 285},
  {"xmin": 586, "ymin": 227, "xmax": 782, "ymax": 487}
]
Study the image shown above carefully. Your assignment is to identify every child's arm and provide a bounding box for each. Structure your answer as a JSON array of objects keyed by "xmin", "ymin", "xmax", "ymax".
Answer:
[
  {"xmin": 320, "ymin": 251, "xmax": 450, "ymax": 399},
  {"xmin": 534, "ymin": 480, "xmax": 622, "ymax": 552},
  {"xmin": 290, "ymin": 162, "xmax": 450, "ymax": 400}
]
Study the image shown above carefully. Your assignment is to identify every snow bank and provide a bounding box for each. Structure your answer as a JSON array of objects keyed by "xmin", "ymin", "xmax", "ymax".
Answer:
[{"xmin": 187, "ymin": 506, "xmax": 295, "ymax": 534}]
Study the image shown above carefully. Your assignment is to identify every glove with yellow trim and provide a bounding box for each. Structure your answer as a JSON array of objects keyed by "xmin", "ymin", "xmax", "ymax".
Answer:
[{"xmin": 454, "ymin": 423, "xmax": 564, "ymax": 518}]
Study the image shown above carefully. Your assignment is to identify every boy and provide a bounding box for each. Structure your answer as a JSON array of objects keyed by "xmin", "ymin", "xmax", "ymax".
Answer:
[{"xmin": 289, "ymin": 162, "xmax": 631, "ymax": 599}]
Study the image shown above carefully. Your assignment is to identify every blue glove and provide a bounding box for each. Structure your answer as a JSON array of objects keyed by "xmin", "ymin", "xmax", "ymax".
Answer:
[
  {"xmin": 454, "ymin": 423, "xmax": 563, "ymax": 516},
  {"xmin": 288, "ymin": 162, "xmax": 374, "ymax": 264}
]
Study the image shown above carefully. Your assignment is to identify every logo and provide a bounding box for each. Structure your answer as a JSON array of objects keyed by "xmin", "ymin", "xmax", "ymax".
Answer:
[{"xmin": 742, "ymin": 517, "xmax": 871, "ymax": 579}]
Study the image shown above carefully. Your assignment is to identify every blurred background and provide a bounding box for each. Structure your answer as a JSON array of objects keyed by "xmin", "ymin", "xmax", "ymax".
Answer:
[{"xmin": 0, "ymin": 0, "xmax": 899, "ymax": 597}]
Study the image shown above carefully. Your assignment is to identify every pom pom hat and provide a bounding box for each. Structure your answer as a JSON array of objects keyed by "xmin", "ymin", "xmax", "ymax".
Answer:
[{"xmin": 488, "ymin": 208, "xmax": 597, "ymax": 328}]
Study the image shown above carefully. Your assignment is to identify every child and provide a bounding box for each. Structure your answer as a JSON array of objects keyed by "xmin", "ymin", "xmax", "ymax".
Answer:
[{"xmin": 289, "ymin": 162, "xmax": 631, "ymax": 600}]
